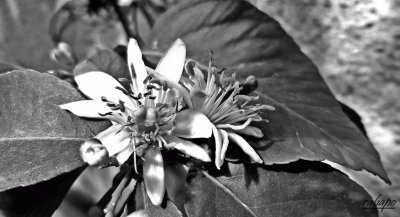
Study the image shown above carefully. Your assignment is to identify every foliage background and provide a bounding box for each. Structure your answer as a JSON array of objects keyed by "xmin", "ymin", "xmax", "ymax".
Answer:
[{"xmin": 0, "ymin": 0, "xmax": 398, "ymax": 217}]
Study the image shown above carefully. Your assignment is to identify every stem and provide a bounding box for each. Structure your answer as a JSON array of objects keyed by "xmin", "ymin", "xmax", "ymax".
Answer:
[{"xmin": 105, "ymin": 168, "xmax": 133, "ymax": 217}]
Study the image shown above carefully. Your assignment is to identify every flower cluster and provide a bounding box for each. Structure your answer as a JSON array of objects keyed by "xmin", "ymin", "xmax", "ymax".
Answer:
[{"xmin": 60, "ymin": 38, "xmax": 273, "ymax": 206}]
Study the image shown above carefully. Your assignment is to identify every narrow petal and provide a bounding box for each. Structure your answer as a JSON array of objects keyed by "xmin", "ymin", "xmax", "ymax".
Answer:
[
  {"xmin": 172, "ymin": 110, "xmax": 213, "ymax": 139},
  {"xmin": 216, "ymin": 118, "xmax": 252, "ymax": 130},
  {"xmin": 227, "ymin": 132, "xmax": 263, "ymax": 163},
  {"xmin": 95, "ymin": 125, "xmax": 131, "ymax": 156},
  {"xmin": 60, "ymin": 100, "xmax": 124, "ymax": 123},
  {"xmin": 213, "ymin": 125, "xmax": 223, "ymax": 169},
  {"xmin": 235, "ymin": 126, "xmax": 264, "ymax": 138},
  {"xmin": 164, "ymin": 135, "xmax": 211, "ymax": 162},
  {"xmin": 143, "ymin": 147, "xmax": 165, "ymax": 206},
  {"xmin": 74, "ymin": 71, "xmax": 136, "ymax": 111},
  {"xmin": 156, "ymin": 38, "xmax": 186, "ymax": 83},
  {"xmin": 127, "ymin": 38, "xmax": 147, "ymax": 94},
  {"xmin": 219, "ymin": 129, "xmax": 229, "ymax": 161}
]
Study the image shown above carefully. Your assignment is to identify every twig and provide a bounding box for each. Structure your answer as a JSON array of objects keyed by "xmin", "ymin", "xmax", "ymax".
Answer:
[{"xmin": 105, "ymin": 168, "xmax": 133, "ymax": 217}]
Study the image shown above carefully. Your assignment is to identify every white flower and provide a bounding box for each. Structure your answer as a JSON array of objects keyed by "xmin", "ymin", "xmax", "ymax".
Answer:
[
  {"xmin": 60, "ymin": 38, "xmax": 212, "ymax": 205},
  {"xmin": 182, "ymin": 59, "xmax": 275, "ymax": 169}
]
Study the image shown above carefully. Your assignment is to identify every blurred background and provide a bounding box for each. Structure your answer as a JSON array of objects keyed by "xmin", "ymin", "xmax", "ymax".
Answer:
[{"xmin": 0, "ymin": 0, "xmax": 398, "ymax": 216}]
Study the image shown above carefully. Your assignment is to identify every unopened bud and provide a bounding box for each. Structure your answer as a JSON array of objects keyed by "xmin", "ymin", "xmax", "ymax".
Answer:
[
  {"xmin": 50, "ymin": 42, "xmax": 77, "ymax": 67},
  {"xmin": 80, "ymin": 139, "xmax": 109, "ymax": 167},
  {"xmin": 240, "ymin": 75, "xmax": 258, "ymax": 95}
]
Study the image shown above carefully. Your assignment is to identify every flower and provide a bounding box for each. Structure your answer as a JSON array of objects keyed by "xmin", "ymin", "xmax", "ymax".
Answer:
[
  {"xmin": 181, "ymin": 59, "xmax": 275, "ymax": 169},
  {"xmin": 60, "ymin": 38, "xmax": 212, "ymax": 205}
]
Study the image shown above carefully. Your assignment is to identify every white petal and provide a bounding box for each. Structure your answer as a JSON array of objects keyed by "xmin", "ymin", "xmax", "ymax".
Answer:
[
  {"xmin": 165, "ymin": 135, "xmax": 211, "ymax": 162},
  {"xmin": 127, "ymin": 210, "xmax": 150, "ymax": 217},
  {"xmin": 227, "ymin": 132, "xmax": 263, "ymax": 163},
  {"xmin": 127, "ymin": 38, "xmax": 147, "ymax": 94},
  {"xmin": 219, "ymin": 129, "xmax": 229, "ymax": 161},
  {"xmin": 60, "ymin": 100, "xmax": 124, "ymax": 123},
  {"xmin": 156, "ymin": 38, "xmax": 186, "ymax": 83},
  {"xmin": 172, "ymin": 110, "xmax": 213, "ymax": 139},
  {"xmin": 212, "ymin": 125, "xmax": 223, "ymax": 169},
  {"xmin": 115, "ymin": 144, "xmax": 134, "ymax": 165},
  {"xmin": 235, "ymin": 126, "xmax": 264, "ymax": 138},
  {"xmin": 144, "ymin": 147, "xmax": 165, "ymax": 206},
  {"xmin": 74, "ymin": 71, "xmax": 136, "ymax": 111},
  {"xmin": 95, "ymin": 125, "xmax": 131, "ymax": 156}
]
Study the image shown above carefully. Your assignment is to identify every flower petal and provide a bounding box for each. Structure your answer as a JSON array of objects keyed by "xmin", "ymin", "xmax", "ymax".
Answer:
[
  {"xmin": 235, "ymin": 126, "xmax": 264, "ymax": 138},
  {"xmin": 115, "ymin": 144, "xmax": 134, "ymax": 165},
  {"xmin": 127, "ymin": 210, "xmax": 150, "ymax": 217},
  {"xmin": 60, "ymin": 100, "xmax": 124, "ymax": 123},
  {"xmin": 219, "ymin": 129, "xmax": 229, "ymax": 161},
  {"xmin": 216, "ymin": 118, "xmax": 252, "ymax": 130},
  {"xmin": 190, "ymin": 89, "xmax": 208, "ymax": 112},
  {"xmin": 127, "ymin": 38, "xmax": 147, "ymax": 94},
  {"xmin": 172, "ymin": 110, "xmax": 213, "ymax": 139},
  {"xmin": 227, "ymin": 132, "xmax": 263, "ymax": 163},
  {"xmin": 95, "ymin": 125, "xmax": 131, "ymax": 156},
  {"xmin": 74, "ymin": 71, "xmax": 136, "ymax": 111},
  {"xmin": 156, "ymin": 38, "xmax": 186, "ymax": 83},
  {"xmin": 212, "ymin": 125, "xmax": 223, "ymax": 169},
  {"xmin": 164, "ymin": 135, "xmax": 211, "ymax": 162},
  {"xmin": 143, "ymin": 146, "xmax": 165, "ymax": 206}
]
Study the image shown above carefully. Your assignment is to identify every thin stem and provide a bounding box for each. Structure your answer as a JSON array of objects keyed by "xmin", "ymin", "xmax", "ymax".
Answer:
[{"xmin": 105, "ymin": 168, "xmax": 133, "ymax": 217}]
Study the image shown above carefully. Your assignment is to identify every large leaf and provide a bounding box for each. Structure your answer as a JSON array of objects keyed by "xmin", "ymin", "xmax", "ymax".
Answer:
[
  {"xmin": 145, "ymin": 0, "xmax": 389, "ymax": 183},
  {"xmin": 131, "ymin": 161, "xmax": 378, "ymax": 217},
  {"xmin": 0, "ymin": 167, "xmax": 84, "ymax": 217},
  {"xmin": 0, "ymin": 70, "xmax": 109, "ymax": 191}
]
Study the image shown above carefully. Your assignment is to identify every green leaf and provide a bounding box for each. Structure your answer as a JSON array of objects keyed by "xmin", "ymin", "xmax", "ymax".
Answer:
[
  {"xmin": 145, "ymin": 0, "xmax": 389, "ymax": 183},
  {"xmin": 0, "ymin": 167, "xmax": 85, "ymax": 217},
  {"xmin": 0, "ymin": 70, "xmax": 109, "ymax": 191},
  {"xmin": 131, "ymin": 161, "xmax": 378, "ymax": 217}
]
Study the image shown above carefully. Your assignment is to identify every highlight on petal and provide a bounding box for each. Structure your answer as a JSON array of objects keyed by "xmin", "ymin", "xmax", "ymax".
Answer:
[
  {"xmin": 212, "ymin": 125, "xmax": 223, "ymax": 169},
  {"xmin": 172, "ymin": 109, "xmax": 213, "ymax": 139},
  {"xmin": 60, "ymin": 100, "xmax": 123, "ymax": 123},
  {"xmin": 143, "ymin": 146, "xmax": 165, "ymax": 206},
  {"xmin": 219, "ymin": 129, "xmax": 229, "ymax": 161},
  {"xmin": 227, "ymin": 132, "xmax": 263, "ymax": 164},
  {"xmin": 156, "ymin": 38, "xmax": 186, "ymax": 83},
  {"xmin": 74, "ymin": 71, "xmax": 136, "ymax": 110},
  {"xmin": 127, "ymin": 38, "xmax": 147, "ymax": 93},
  {"xmin": 95, "ymin": 125, "xmax": 131, "ymax": 156},
  {"xmin": 164, "ymin": 135, "xmax": 211, "ymax": 162},
  {"xmin": 80, "ymin": 139, "xmax": 109, "ymax": 167},
  {"xmin": 115, "ymin": 144, "xmax": 134, "ymax": 165}
]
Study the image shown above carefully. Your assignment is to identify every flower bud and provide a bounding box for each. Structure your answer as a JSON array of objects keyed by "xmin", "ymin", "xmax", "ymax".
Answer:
[{"xmin": 80, "ymin": 139, "xmax": 110, "ymax": 167}]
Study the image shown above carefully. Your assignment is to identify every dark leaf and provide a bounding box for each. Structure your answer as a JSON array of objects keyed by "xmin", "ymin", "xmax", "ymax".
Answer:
[
  {"xmin": 0, "ymin": 167, "xmax": 85, "ymax": 217},
  {"xmin": 145, "ymin": 0, "xmax": 389, "ymax": 183},
  {"xmin": 131, "ymin": 161, "xmax": 378, "ymax": 217},
  {"xmin": 0, "ymin": 70, "xmax": 110, "ymax": 191},
  {"xmin": 73, "ymin": 46, "xmax": 130, "ymax": 79}
]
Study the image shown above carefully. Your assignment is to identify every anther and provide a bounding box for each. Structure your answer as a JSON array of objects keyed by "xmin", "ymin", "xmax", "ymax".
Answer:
[{"xmin": 101, "ymin": 96, "xmax": 108, "ymax": 102}]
